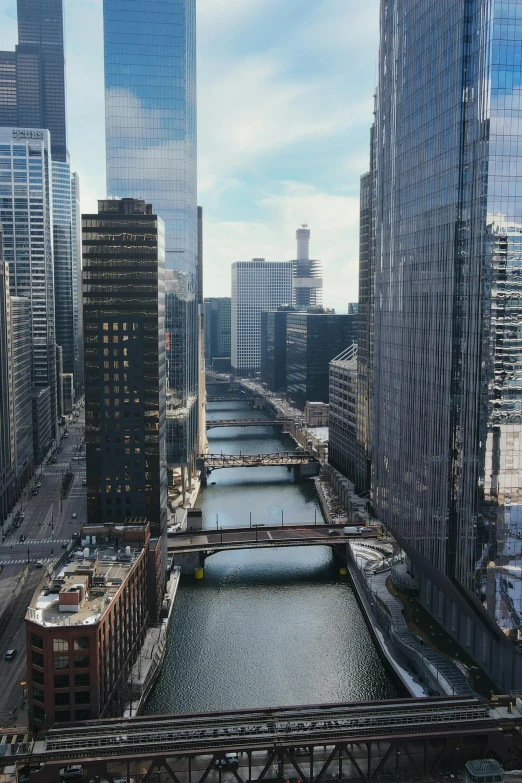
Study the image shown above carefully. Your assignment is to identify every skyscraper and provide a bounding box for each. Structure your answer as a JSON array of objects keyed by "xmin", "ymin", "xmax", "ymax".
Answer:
[
  {"xmin": 204, "ymin": 298, "xmax": 231, "ymax": 364},
  {"xmin": 292, "ymin": 225, "xmax": 322, "ymax": 310},
  {"xmin": 367, "ymin": 0, "xmax": 522, "ymax": 687},
  {"xmin": 103, "ymin": 0, "xmax": 199, "ymax": 480},
  {"xmin": 82, "ymin": 198, "xmax": 167, "ymax": 540},
  {"xmin": 0, "ymin": 231, "xmax": 15, "ymax": 522},
  {"xmin": 0, "ymin": 127, "xmax": 57, "ymax": 447},
  {"xmin": 231, "ymin": 259, "xmax": 293, "ymax": 376},
  {"xmin": 10, "ymin": 295, "xmax": 33, "ymax": 489},
  {"xmin": 0, "ymin": 0, "xmax": 68, "ymax": 162}
]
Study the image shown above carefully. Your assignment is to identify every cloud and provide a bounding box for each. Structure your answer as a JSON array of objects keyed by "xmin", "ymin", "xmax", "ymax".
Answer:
[{"xmin": 203, "ymin": 182, "xmax": 361, "ymax": 314}]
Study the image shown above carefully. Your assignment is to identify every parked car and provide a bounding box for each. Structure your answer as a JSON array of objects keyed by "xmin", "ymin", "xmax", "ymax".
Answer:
[
  {"xmin": 4, "ymin": 649, "xmax": 17, "ymax": 661},
  {"xmin": 59, "ymin": 766, "xmax": 83, "ymax": 781},
  {"xmin": 328, "ymin": 529, "xmax": 341, "ymax": 537}
]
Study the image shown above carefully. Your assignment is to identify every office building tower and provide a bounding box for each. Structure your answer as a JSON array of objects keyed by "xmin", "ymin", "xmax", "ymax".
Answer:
[
  {"xmin": 0, "ymin": 128, "xmax": 57, "ymax": 449},
  {"xmin": 286, "ymin": 313, "xmax": 358, "ymax": 406},
  {"xmin": 31, "ymin": 386, "xmax": 51, "ymax": 463},
  {"xmin": 0, "ymin": 235, "xmax": 15, "ymax": 521},
  {"xmin": 104, "ymin": 0, "xmax": 199, "ymax": 480},
  {"xmin": 292, "ymin": 225, "xmax": 322, "ymax": 310},
  {"xmin": 328, "ymin": 344, "xmax": 367, "ymax": 492},
  {"xmin": 204, "ymin": 298, "xmax": 231, "ymax": 364},
  {"xmin": 231, "ymin": 259, "xmax": 293, "ymax": 375},
  {"xmin": 0, "ymin": 0, "xmax": 68, "ymax": 162},
  {"xmin": 82, "ymin": 198, "xmax": 167, "ymax": 541},
  {"xmin": 348, "ymin": 303, "xmax": 359, "ymax": 315},
  {"xmin": 10, "ymin": 295, "xmax": 33, "ymax": 488},
  {"xmin": 367, "ymin": 0, "xmax": 522, "ymax": 687},
  {"xmin": 71, "ymin": 172, "xmax": 83, "ymax": 393},
  {"xmin": 196, "ymin": 207, "xmax": 206, "ymax": 455},
  {"xmin": 53, "ymin": 161, "xmax": 82, "ymax": 396},
  {"xmin": 260, "ymin": 308, "xmax": 294, "ymax": 392}
]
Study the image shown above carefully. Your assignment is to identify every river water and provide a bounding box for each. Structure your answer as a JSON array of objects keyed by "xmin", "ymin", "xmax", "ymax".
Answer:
[{"xmin": 144, "ymin": 397, "xmax": 402, "ymax": 715}]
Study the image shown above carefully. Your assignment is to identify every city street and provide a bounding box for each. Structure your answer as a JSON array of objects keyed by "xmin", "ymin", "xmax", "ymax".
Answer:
[{"xmin": 0, "ymin": 403, "xmax": 86, "ymax": 726}]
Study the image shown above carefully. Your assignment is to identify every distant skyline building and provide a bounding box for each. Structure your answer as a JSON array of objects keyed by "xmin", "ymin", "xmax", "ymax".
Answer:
[
  {"xmin": 260, "ymin": 308, "xmax": 294, "ymax": 392},
  {"xmin": 83, "ymin": 198, "xmax": 167, "ymax": 541},
  {"xmin": 103, "ymin": 0, "xmax": 199, "ymax": 481},
  {"xmin": 328, "ymin": 344, "xmax": 366, "ymax": 492},
  {"xmin": 231, "ymin": 259, "xmax": 293, "ymax": 376},
  {"xmin": 364, "ymin": 0, "xmax": 522, "ymax": 687},
  {"xmin": 292, "ymin": 225, "xmax": 322, "ymax": 310},
  {"xmin": 204, "ymin": 297, "xmax": 231, "ymax": 364},
  {"xmin": 286, "ymin": 312, "xmax": 358, "ymax": 406},
  {"xmin": 0, "ymin": 0, "xmax": 68, "ymax": 162},
  {"xmin": 0, "ymin": 127, "xmax": 57, "ymax": 447}
]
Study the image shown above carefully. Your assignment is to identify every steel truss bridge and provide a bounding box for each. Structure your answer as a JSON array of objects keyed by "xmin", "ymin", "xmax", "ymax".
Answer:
[
  {"xmin": 167, "ymin": 524, "xmax": 351, "ymax": 555},
  {"xmin": 207, "ymin": 396, "xmax": 248, "ymax": 402},
  {"xmin": 206, "ymin": 419, "xmax": 290, "ymax": 430},
  {"xmin": 7, "ymin": 697, "xmax": 522, "ymax": 783},
  {"xmin": 197, "ymin": 452, "xmax": 317, "ymax": 470}
]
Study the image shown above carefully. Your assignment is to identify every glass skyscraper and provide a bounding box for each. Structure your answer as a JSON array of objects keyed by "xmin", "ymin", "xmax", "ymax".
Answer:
[
  {"xmin": 367, "ymin": 0, "xmax": 522, "ymax": 686},
  {"xmin": 104, "ymin": 0, "xmax": 199, "ymax": 474},
  {"xmin": 0, "ymin": 0, "xmax": 68, "ymax": 162}
]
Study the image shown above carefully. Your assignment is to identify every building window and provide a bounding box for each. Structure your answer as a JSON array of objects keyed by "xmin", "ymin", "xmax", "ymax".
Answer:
[
  {"xmin": 73, "ymin": 637, "xmax": 89, "ymax": 651},
  {"xmin": 32, "ymin": 687, "xmax": 44, "ymax": 704},
  {"xmin": 74, "ymin": 674, "xmax": 90, "ymax": 687},
  {"xmin": 32, "ymin": 705, "xmax": 45, "ymax": 722},
  {"xmin": 75, "ymin": 691, "xmax": 90, "ymax": 705},
  {"xmin": 53, "ymin": 638, "xmax": 69, "ymax": 652},
  {"xmin": 54, "ymin": 693, "xmax": 70, "ymax": 706},
  {"xmin": 31, "ymin": 651, "xmax": 44, "ymax": 667},
  {"xmin": 53, "ymin": 656, "xmax": 68, "ymax": 670},
  {"xmin": 54, "ymin": 674, "xmax": 69, "ymax": 689},
  {"xmin": 75, "ymin": 709, "xmax": 90, "ymax": 721},
  {"xmin": 32, "ymin": 668, "xmax": 44, "ymax": 685},
  {"xmin": 31, "ymin": 633, "xmax": 43, "ymax": 649},
  {"xmin": 74, "ymin": 654, "xmax": 89, "ymax": 668},
  {"xmin": 54, "ymin": 711, "xmax": 71, "ymax": 722}
]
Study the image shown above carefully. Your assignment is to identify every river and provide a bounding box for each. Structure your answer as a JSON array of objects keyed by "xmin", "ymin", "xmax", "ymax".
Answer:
[{"xmin": 144, "ymin": 396, "xmax": 402, "ymax": 715}]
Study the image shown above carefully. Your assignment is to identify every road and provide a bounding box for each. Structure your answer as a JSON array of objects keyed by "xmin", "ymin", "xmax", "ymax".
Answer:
[{"xmin": 0, "ymin": 402, "xmax": 86, "ymax": 726}]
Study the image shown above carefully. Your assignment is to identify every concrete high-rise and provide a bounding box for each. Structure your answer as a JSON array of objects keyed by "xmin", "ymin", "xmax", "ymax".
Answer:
[
  {"xmin": 292, "ymin": 225, "xmax": 322, "ymax": 310},
  {"xmin": 0, "ymin": 230, "xmax": 15, "ymax": 523},
  {"xmin": 365, "ymin": 0, "xmax": 522, "ymax": 687},
  {"xmin": 231, "ymin": 259, "xmax": 293, "ymax": 376},
  {"xmin": 82, "ymin": 198, "xmax": 167, "ymax": 541},
  {"xmin": 0, "ymin": 128, "xmax": 57, "ymax": 449},
  {"xmin": 103, "ymin": 0, "xmax": 199, "ymax": 482},
  {"xmin": 10, "ymin": 296, "xmax": 33, "ymax": 489},
  {"xmin": 0, "ymin": 0, "xmax": 68, "ymax": 162}
]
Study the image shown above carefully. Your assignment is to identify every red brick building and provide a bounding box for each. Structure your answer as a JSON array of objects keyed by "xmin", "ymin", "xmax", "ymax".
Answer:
[{"xmin": 25, "ymin": 521, "xmax": 157, "ymax": 730}]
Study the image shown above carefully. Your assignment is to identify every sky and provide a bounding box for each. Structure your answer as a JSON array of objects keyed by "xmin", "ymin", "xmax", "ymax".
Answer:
[{"xmin": 0, "ymin": 0, "xmax": 379, "ymax": 313}]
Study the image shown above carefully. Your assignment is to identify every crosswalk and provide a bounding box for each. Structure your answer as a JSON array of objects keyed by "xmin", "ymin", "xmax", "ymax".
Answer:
[
  {"xmin": 2, "ymin": 538, "xmax": 68, "ymax": 546},
  {"xmin": 0, "ymin": 556, "xmax": 54, "ymax": 565}
]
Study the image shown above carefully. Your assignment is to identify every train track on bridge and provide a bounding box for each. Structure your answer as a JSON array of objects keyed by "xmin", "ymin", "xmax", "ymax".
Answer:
[
  {"xmin": 206, "ymin": 419, "xmax": 290, "ymax": 429},
  {"xmin": 197, "ymin": 452, "xmax": 317, "ymax": 469}
]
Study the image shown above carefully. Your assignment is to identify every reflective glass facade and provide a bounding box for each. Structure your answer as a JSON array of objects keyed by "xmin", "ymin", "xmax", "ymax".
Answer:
[
  {"xmin": 0, "ymin": 128, "xmax": 57, "ymax": 439},
  {"xmin": 104, "ymin": 0, "xmax": 198, "ymax": 468},
  {"xmin": 371, "ymin": 0, "xmax": 522, "ymax": 616},
  {"xmin": 204, "ymin": 297, "xmax": 231, "ymax": 363},
  {"xmin": 82, "ymin": 199, "xmax": 167, "ymax": 539}
]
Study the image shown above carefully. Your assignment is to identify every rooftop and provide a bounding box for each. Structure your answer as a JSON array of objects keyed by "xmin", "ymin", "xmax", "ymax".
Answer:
[{"xmin": 26, "ymin": 540, "xmax": 144, "ymax": 628}]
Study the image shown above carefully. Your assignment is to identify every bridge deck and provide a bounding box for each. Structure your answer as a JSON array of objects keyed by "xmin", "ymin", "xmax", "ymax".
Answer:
[
  {"xmin": 23, "ymin": 696, "xmax": 519, "ymax": 762},
  {"xmin": 198, "ymin": 452, "xmax": 317, "ymax": 469},
  {"xmin": 167, "ymin": 524, "xmax": 352, "ymax": 553},
  {"xmin": 206, "ymin": 419, "xmax": 289, "ymax": 429}
]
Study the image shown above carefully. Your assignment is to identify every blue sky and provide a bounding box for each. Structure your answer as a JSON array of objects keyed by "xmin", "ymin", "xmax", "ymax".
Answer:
[{"xmin": 0, "ymin": 0, "xmax": 378, "ymax": 312}]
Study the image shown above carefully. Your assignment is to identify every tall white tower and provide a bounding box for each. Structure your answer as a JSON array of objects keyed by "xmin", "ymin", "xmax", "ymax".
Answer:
[
  {"xmin": 292, "ymin": 225, "xmax": 322, "ymax": 309},
  {"xmin": 296, "ymin": 224, "xmax": 310, "ymax": 261}
]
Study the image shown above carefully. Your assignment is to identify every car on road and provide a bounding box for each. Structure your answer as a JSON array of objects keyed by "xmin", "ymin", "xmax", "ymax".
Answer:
[
  {"xmin": 82, "ymin": 480, "xmax": 87, "ymax": 486},
  {"xmin": 72, "ymin": 512, "xmax": 77, "ymax": 519},
  {"xmin": 31, "ymin": 489, "xmax": 38, "ymax": 496},
  {"xmin": 4, "ymin": 649, "xmax": 17, "ymax": 661},
  {"xmin": 328, "ymin": 529, "xmax": 341, "ymax": 537},
  {"xmin": 35, "ymin": 482, "xmax": 42, "ymax": 488},
  {"xmin": 19, "ymin": 534, "xmax": 25, "ymax": 542},
  {"xmin": 59, "ymin": 766, "xmax": 83, "ymax": 781},
  {"xmin": 35, "ymin": 560, "xmax": 44, "ymax": 568}
]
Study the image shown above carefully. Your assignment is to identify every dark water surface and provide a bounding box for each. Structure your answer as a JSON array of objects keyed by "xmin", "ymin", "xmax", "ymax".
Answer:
[{"xmin": 144, "ymin": 399, "xmax": 402, "ymax": 715}]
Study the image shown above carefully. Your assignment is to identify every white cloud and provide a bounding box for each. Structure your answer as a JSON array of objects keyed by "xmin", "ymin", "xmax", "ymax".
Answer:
[{"xmin": 203, "ymin": 183, "xmax": 360, "ymax": 314}]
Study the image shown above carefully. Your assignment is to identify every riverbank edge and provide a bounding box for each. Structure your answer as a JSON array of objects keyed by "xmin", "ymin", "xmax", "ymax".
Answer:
[{"xmin": 124, "ymin": 568, "xmax": 182, "ymax": 717}]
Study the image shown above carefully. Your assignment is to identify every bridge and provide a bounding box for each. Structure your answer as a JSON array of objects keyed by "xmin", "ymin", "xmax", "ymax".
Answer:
[
  {"xmin": 167, "ymin": 524, "xmax": 352, "ymax": 555},
  {"xmin": 207, "ymin": 395, "xmax": 248, "ymax": 402},
  {"xmin": 6, "ymin": 696, "xmax": 522, "ymax": 782},
  {"xmin": 198, "ymin": 451, "xmax": 316, "ymax": 470},
  {"xmin": 206, "ymin": 418, "xmax": 290, "ymax": 430}
]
